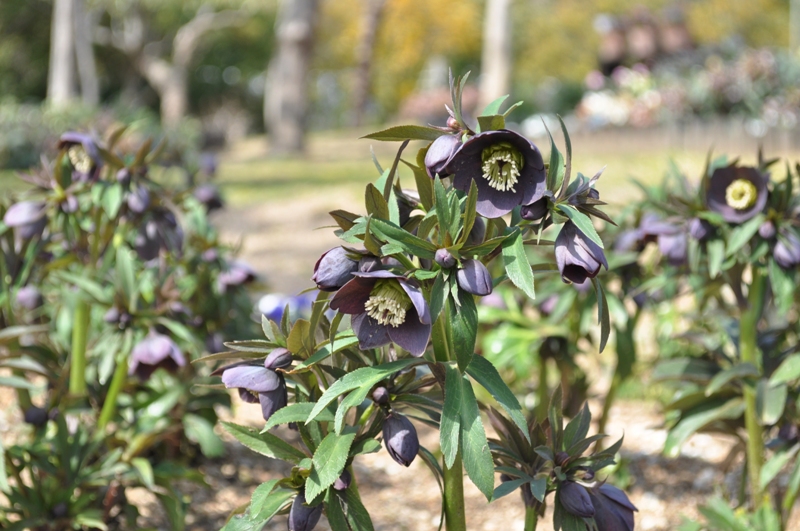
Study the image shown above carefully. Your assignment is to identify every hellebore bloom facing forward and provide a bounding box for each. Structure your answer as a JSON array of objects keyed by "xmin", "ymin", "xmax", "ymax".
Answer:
[
  {"xmin": 58, "ymin": 132, "xmax": 102, "ymax": 182},
  {"xmin": 555, "ymin": 221, "xmax": 608, "ymax": 284},
  {"xmin": 445, "ymin": 130, "xmax": 546, "ymax": 218},
  {"xmin": 588, "ymin": 484, "xmax": 638, "ymax": 531},
  {"xmin": 129, "ymin": 331, "xmax": 187, "ymax": 380},
  {"xmin": 330, "ymin": 271, "xmax": 431, "ymax": 356},
  {"xmin": 707, "ymin": 165, "xmax": 768, "ymax": 224},
  {"xmin": 220, "ymin": 349, "xmax": 291, "ymax": 421},
  {"xmin": 382, "ymin": 413, "xmax": 419, "ymax": 467}
]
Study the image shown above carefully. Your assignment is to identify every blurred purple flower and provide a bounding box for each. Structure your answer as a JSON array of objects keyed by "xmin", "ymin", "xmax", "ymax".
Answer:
[
  {"xmin": 706, "ymin": 165, "xmax": 768, "ymax": 224},
  {"xmin": 554, "ymin": 221, "xmax": 608, "ymax": 284},
  {"xmin": 258, "ymin": 292, "xmax": 315, "ymax": 323},
  {"xmin": 194, "ymin": 184, "xmax": 224, "ymax": 212},
  {"xmin": 57, "ymin": 132, "xmax": 102, "ymax": 181},
  {"xmin": 774, "ymin": 230, "xmax": 800, "ymax": 269},
  {"xmin": 4, "ymin": 201, "xmax": 47, "ymax": 240},
  {"xmin": 127, "ymin": 184, "xmax": 151, "ymax": 214},
  {"xmin": 382, "ymin": 413, "xmax": 419, "ymax": 467},
  {"xmin": 688, "ymin": 217, "xmax": 713, "ymax": 241},
  {"xmin": 445, "ymin": 130, "xmax": 546, "ymax": 218},
  {"xmin": 129, "ymin": 331, "xmax": 186, "ymax": 380},
  {"xmin": 759, "ymin": 220, "xmax": 776, "ymax": 240},
  {"xmin": 217, "ymin": 261, "xmax": 257, "ymax": 293},
  {"xmin": 330, "ymin": 271, "xmax": 431, "ymax": 356},
  {"xmin": 134, "ymin": 210, "xmax": 183, "ymax": 261},
  {"xmin": 16, "ymin": 286, "xmax": 43, "ymax": 310}
]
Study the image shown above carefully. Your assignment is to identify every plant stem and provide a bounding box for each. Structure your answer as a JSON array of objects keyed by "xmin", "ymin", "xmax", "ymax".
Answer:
[
  {"xmin": 69, "ymin": 299, "xmax": 90, "ymax": 397},
  {"xmin": 97, "ymin": 353, "xmax": 128, "ymax": 429},
  {"xmin": 443, "ymin": 451, "xmax": 467, "ymax": 531},
  {"xmin": 740, "ymin": 268, "xmax": 767, "ymax": 508},
  {"xmin": 524, "ymin": 505, "xmax": 538, "ymax": 531},
  {"xmin": 535, "ymin": 357, "xmax": 549, "ymax": 422}
]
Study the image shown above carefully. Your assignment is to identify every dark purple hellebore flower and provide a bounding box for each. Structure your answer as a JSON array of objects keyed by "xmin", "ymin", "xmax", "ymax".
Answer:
[
  {"xmin": 333, "ymin": 470, "xmax": 352, "ymax": 491},
  {"xmin": 520, "ymin": 197, "xmax": 548, "ymax": 221},
  {"xmin": 688, "ymin": 217, "xmax": 713, "ymax": 241},
  {"xmin": 658, "ymin": 231, "xmax": 687, "ymax": 266},
  {"xmin": 16, "ymin": 286, "xmax": 43, "ymax": 311},
  {"xmin": 129, "ymin": 332, "xmax": 187, "ymax": 380},
  {"xmin": 444, "ymin": 130, "xmax": 546, "ymax": 218},
  {"xmin": 4, "ymin": 201, "xmax": 47, "ymax": 240},
  {"xmin": 613, "ymin": 229, "xmax": 643, "ymax": 253},
  {"xmin": 58, "ymin": 132, "xmax": 102, "ymax": 181},
  {"xmin": 559, "ymin": 481, "xmax": 595, "ymax": 518},
  {"xmin": 330, "ymin": 270, "xmax": 431, "ymax": 356},
  {"xmin": 221, "ymin": 349, "xmax": 291, "ymax": 421},
  {"xmin": 588, "ymin": 484, "xmax": 637, "ymax": 531},
  {"xmin": 371, "ymin": 386, "xmax": 390, "ymax": 404},
  {"xmin": 312, "ymin": 247, "xmax": 359, "ymax": 291},
  {"xmin": 127, "ymin": 185, "xmax": 151, "ymax": 214},
  {"xmin": 774, "ymin": 230, "xmax": 800, "ymax": 269},
  {"xmin": 555, "ymin": 222, "xmax": 608, "ymax": 284},
  {"xmin": 134, "ymin": 211, "xmax": 183, "ymax": 261},
  {"xmin": 425, "ymin": 134, "xmax": 461, "ymax": 179},
  {"xmin": 467, "ymin": 217, "xmax": 486, "ymax": 245},
  {"xmin": 24, "ymin": 405, "xmax": 49, "ymax": 427},
  {"xmin": 382, "ymin": 413, "xmax": 419, "ymax": 467},
  {"xmin": 194, "ymin": 184, "xmax": 224, "ymax": 212},
  {"xmin": 706, "ymin": 165, "xmax": 768, "ymax": 224},
  {"xmin": 217, "ymin": 261, "xmax": 257, "ymax": 293},
  {"xmin": 288, "ymin": 492, "xmax": 323, "ymax": 531},
  {"xmin": 456, "ymin": 259, "xmax": 493, "ymax": 296}
]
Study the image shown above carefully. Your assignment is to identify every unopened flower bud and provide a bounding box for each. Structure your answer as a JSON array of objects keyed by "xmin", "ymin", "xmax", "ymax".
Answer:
[
  {"xmin": 333, "ymin": 470, "xmax": 352, "ymax": 491},
  {"xmin": 447, "ymin": 116, "xmax": 460, "ymax": 131},
  {"xmin": 382, "ymin": 413, "xmax": 419, "ymax": 467},
  {"xmin": 116, "ymin": 168, "xmax": 131, "ymax": 186},
  {"xmin": 555, "ymin": 451, "xmax": 570, "ymax": 466},
  {"xmin": 24, "ymin": 406, "xmax": 48, "ymax": 427},
  {"xmin": 759, "ymin": 220, "xmax": 776, "ymax": 240},
  {"xmin": 467, "ymin": 217, "xmax": 486, "ymax": 245},
  {"xmin": 425, "ymin": 134, "xmax": 461, "ymax": 179},
  {"xmin": 559, "ymin": 481, "xmax": 595, "ymax": 518},
  {"xmin": 434, "ymin": 248, "xmax": 456, "ymax": 269},
  {"xmin": 127, "ymin": 185, "xmax": 150, "ymax": 214},
  {"xmin": 16, "ymin": 286, "xmax": 43, "ymax": 311},
  {"xmin": 689, "ymin": 217, "xmax": 712, "ymax": 241},
  {"xmin": 372, "ymin": 386, "xmax": 389, "ymax": 405},
  {"xmin": 312, "ymin": 247, "xmax": 358, "ymax": 291},
  {"xmin": 456, "ymin": 259, "xmax": 493, "ymax": 296},
  {"xmin": 521, "ymin": 198, "xmax": 548, "ymax": 221},
  {"xmin": 264, "ymin": 348, "xmax": 293, "ymax": 370},
  {"xmin": 288, "ymin": 492, "xmax": 323, "ymax": 531}
]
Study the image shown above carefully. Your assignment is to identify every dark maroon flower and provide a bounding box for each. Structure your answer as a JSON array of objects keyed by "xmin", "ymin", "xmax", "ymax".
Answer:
[
  {"xmin": 4, "ymin": 201, "xmax": 47, "ymax": 240},
  {"xmin": 774, "ymin": 230, "xmax": 800, "ymax": 269},
  {"xmin": 467, "ymin": 217, "xmax": 486, "ymax": 245},
  {"xmin": 129, "ymin": 331, "xmax": 186, "ymax": 380},
  {"xmin": 613, "ymin": 229, "xmax": 643, "ymax": 253},
  {"xmin": 330, "ymin": 271, "xmax": 431, "ymax": 356},
  {"xmin": 24, "ymin": 405, "xmax": 48, "ymax": 427},
  {"xmin": 217, "ymin": 261, "xmax": 257, "ymax": 293},
  {"xmin": 127, "ymin": 185, "xmax": 151, "ymax": 214},
  {"xmin": 371, "ymin": 386, "xmax": 389, "ymax": 404},
  {"xmin": 456, "ymin": 259, "xmax": 493, "ymax": 296},
  {"xmin": 134, "ymin": 210, "xmax": 183, "ymax": 261},
  {"xmin": 588, "ymin": 484, "xmax": 637, "ymax": 531},
  {"xmin": 58, "ymin": 132, "xmax": 102, "ymax": 181},
  {"xmin": 425, "ymin": 134, "xmax": 461, "ymax": 179},
  {"xmin": 520, "ymin": 197, "xmax": 548, "ymax": 221},
  {"xmin": 434, "ymin": 248, "xmax": 456, "ymax": 269},
  {"xmin": 706, "ymin": 165, "xmax": 768, "ymax": 224},
  {"xmin": 288, "ymin": 492, "xmax": 323, "ymax": 531},
  {"xmin": 688, "ymin": 217, "xmax": 713, "ymax": 241},
  {"xmin": 559, "ymin": 481, "xmax": 595, "ymax": 518},
  {"xmin": 312, "ymin": 247, "xmax": 359, "ymax": 291},
  {"xmin": 555, "ymin": 222, "xmax": 608, "ymax": 284},
  {"xmin": 16, "ymin": 286, "xmax": 43, "ymax": 310},
  {"xmin": 382, "ymin": 413, "xmax": 419, "ymax": 467},
  {"xmin": 194, "ymin": 184, "xmax": 224, "ymax": 212},
  {"xmin": 444, "ymin": 130, "xmax": 546, "ymax": 218},
  {"xmin": 658, "ymin": 231, "xmax": 687, "ymax": 266},
  {"xmin": 333, "ymin": 470, "xmax": 352, "ymax": 491},
  {"xmin": 220, "ymin": 353, "xmax": 290, "ymax": 421}
]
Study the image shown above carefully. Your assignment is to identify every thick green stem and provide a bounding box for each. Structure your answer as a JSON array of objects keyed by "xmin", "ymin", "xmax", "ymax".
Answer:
[
  {"xmin": 443, "ymin": 452, "xmax": 467, "ymax": 531},
  {"xmin": 69, "ymin": 299, "xmax": 90, "ymax": 397},
  {"xmin": 741, "ymin": 269, "xmax": 767, "ymax": 508},
  {"xmin": 97, "ymin": 354, "xmax": 128, "ymax": 429},
  {"xmin": 524, "ymin": 506, "xmax": 538, "ymax": 531},
  {"xmin": 534, "ymin": 357, "xmax": 549, "ymax": 422}
]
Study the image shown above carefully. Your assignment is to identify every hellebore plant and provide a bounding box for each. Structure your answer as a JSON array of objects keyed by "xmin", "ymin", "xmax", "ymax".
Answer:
[{"xmin": 208, "ymin": 72, "xmax": 628, "ymax": 531}]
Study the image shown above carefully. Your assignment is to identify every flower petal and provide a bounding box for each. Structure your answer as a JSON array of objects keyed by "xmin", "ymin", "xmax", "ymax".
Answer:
[
  {"xmin": 351, "ymin": 313, "xmax": 391, "ymax": 350},
  {"xmin": 222, "ymin": 365, "xmax": 282, "ymax": 393},
  {"xmin": 387, "ymin": 307, "xmax": 431, "ymax": 357}
]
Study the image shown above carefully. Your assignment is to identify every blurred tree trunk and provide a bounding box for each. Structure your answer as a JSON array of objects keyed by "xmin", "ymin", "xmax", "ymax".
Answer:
[
  {"xmin": 352, "ymin": 0, "xmax": 387, "ymax": 127},
  {"xmin": 74, "ymin": 0, "xmax": 99, "ymax": 106},
  {"xmin": 478, "ymin": 0, "xmax": 512, "ymax": 111},
  {"xmin": 264, "ymin": 0, "xmax": 320, "ymax": 154},
  {"xmin": 792, "ymin": 0, "xmax": 800, "ymax": 52},
  {"xmin": 48, "ymin": 0, "xmax": 78, "ymax": 106}
]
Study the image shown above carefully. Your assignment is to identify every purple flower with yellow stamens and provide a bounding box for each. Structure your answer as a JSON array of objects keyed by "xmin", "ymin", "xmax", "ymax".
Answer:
[
  {"xmin": 330, "ymin": 271, "xmax": 431, "ymax": 356},
  {"xmin": 57, "ymin": 132, "xmax": 102, "ymax": 182},
  {"xmin": 444, "ymin": 130, "xmax": 546, "ymax": 218},
  {"xmin": 706, "ymin": 165, "xmax": 768, "ymax": 224}
]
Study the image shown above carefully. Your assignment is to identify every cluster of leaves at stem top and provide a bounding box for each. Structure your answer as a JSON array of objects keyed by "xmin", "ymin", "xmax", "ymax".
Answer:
[
  {"xmin": 609, "ymin": 151, "xmax": 800, "ymax": 530},
  {"xmin": 210, "ymin": 72, "xmax": 632, "ymax": 531},
  {"xmin": 0, "ymin": 126, "xmax": 259, "ymax": 530}
]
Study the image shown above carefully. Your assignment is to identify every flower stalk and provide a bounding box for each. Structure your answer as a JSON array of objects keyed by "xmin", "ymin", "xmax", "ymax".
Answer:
[
  {"xmin": 97, "ymin": 353, "xmax": 129, "ymax": 429},
  {"xmin": 741, "ymin": 267, "xmax": 767, "ymax": 508},
  {"xmin": 524, "ymin": 505, "xmax": 538, "ymax": 531},
  {"xmin": 69, "ymin": 299, "xmax": 90, "ymax": 397}
]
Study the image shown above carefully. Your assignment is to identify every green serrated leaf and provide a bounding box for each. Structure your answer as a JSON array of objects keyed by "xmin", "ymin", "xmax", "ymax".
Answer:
[
  {"xmin": 501, "ymin": 228, "xmax": 535, "ymax": 299},
  {"xmin": 726, "ymin": 214, "xmax": 764, "ymax": 257},
  {"xmin": 465, "ymin": 355, "xmax": 529, "ymax": 442},
  {"xmin": 369, "ymin": 218, "xmax": 437, "ymax": 259},
  {"xmin": 441, "ymin": 364, "xmax": 462, "ymax": 469},
  {"xmin": 481, "ymin": 95, "xmax": 509, "ymax": 116},
  {"xmin": 362, "ymin": 125, "xmax": 447, "ymax": 142},
  {"xmin": 449, "ymin": 290, "xmax": 477, "ymax": 371},
  {"xmin": 592, "ymin": 278, "xmax": 610, "ymax": 353},
  {"xmin": 365, "ymin": 183, "xmax": 390, "ymax": 220},
  {"xmin": 459, "ymin": 378, "xmax": 495, "ymax": 499},
  {"xmin": 707, "ymin": 239, "xmax": 725, "ymax": 278},
  {"xmin": 557, "ymin": 205, "xmax": 604, "ymax": 249},
  {"xmin": 222, "ymin": 422, "xmax": 307, "ymax": 464},
  {"xmin": 305, "ymin": 430, "xmax": 357, "ymax": 501}
]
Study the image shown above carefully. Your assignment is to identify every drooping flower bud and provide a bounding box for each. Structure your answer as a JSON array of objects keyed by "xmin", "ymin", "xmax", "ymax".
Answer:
[
  {"xmin": 559, "ymin": 481, "xmax": 595, "ymax": 518},
  {"xmin": 16, "ymin": 286, "xmax": 43, "ymax": 311},
  {"xmin": 382, "ymin": 413, "xmax": 419, "ymax": 467},
  {"xmin": 425, "ymin": 134, "xmax": 461, "ymax": 179},
  {"xmin": 129, "ymin": 331, "xmax": 186, "ymax": 380},
  {"xmin": 194, "ymin": 184, "xmax": 224, "ymax": 212},
  {"xmin": 555, "ymin": 221, "xmax": 608, "ymax": 284},
  {"xmin": 775, "ymin": 230, "xmax": 800, "ymax": 269},
  {"xmin": 127, "ymin": 185, "xmax": 151, "ymax": 214},
  {"xmin": 333, "ymin": 470, "xmax": 352, "ymax": 491},
  {"xmin": 372, "ymin": 386, "xmax": 389, "ymax": 404},
  {"xmin": 467, "ymin": 217, "xmax": 486, "ymax": 246},
  {"xmin": 456, "ymin": 259, "xmax": 493, "ymax": 296},
  {"xmin": 688, "ymin": 217, "xmax": 713, "ymax": 241},
  {"xmin": 434, "ymin": 248, "xmax": 456, "ymax": 269},
  {"xmin": 217, "ymin": 261, "xmax": 258, "ymax": 293},
  {"xmin": 264, "ymin": 348, "xmax": 293, "ymax": 370},
  {"xmin": 759, "ymin": 220, "xmax": 776, "ymax": 240},
  {"xmin": 116, "ymin": 168, "xmax": 132, "ymax": 186},
  {"xmin": 658, "ymin": 231, "xmax": 687, "ymax": 266},
  {"xmin": 588, "ymin": 484, "xmax": 637, "ymax": 531},
  {"xmin": 24, "ymin": 405, "xmax": 48, "ymax": 427},
  {"xmin": 312, "ymin": 247, "xmax": 359, "ymax": 292},
  {"xmin": 520, "ymin": 197, "xmax": 548, "ymax": 221},
  {"xmin": 288, "ymin": 492, "xmax": 323, "ymax": 531}
]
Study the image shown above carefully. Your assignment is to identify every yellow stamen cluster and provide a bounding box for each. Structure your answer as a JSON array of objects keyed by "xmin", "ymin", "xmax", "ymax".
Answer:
[
  {"xmin": 481, "ymin": 142, "xmax": 524, "ymax": 192},
  {"xmin": 725, "ymin": 178, "xmax": 758, "ymax": 210},
  {"xmin": 364, "ymin": 279, "xmax": 412, "ymax": 327},
  {"xmin": 68, "ymin": 146, "xmax": 92, "ymax": 174}
]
